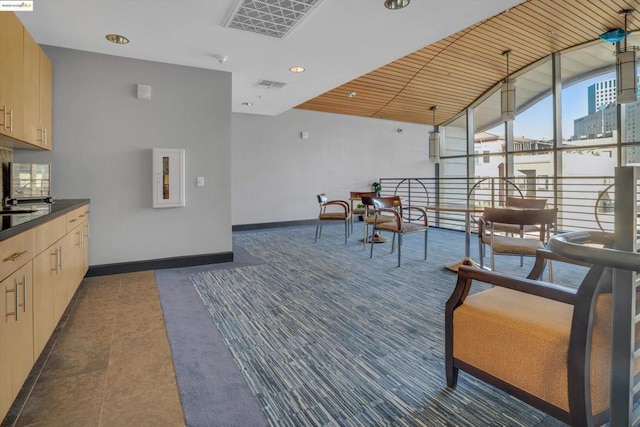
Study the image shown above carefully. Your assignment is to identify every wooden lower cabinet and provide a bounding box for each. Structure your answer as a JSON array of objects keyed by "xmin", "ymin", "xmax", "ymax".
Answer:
[
  {"xmin": 63, "ymin": 226, "xmax": 83, "ymax": 300},
  {"xmin": 0, "ymin": 262, "xmax": 33, "ymax": 419},
  {"xmin": 32, "ymin": 243, "xmax": 64, "ymax": 359},
  {"xmin": 1, "ymin": 203, "xmax": 90, "ymax": 421}
]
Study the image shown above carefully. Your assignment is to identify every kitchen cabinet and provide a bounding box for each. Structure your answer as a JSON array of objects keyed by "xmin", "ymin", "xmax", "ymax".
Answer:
[
  {"xmin": 0, "ymin": 12, "xmax": 25, "ymax": 141},
  {"xmin": 0, "ymin": 262, "xmax": 33, "ymax": 419},
  {"xmin": 38, "ymin": 50, "xmax": 53, "ymax": 150},
  {"xmin": 22, "ymin": 29, "xmax": 52, "ymax": 150},
  {"xmin": 32, "ymin": 215, "xmax": 66, "ymax": 358},
  {"xmin": 0, "ymin": 201, "xmax": 90, "ymax": 421},
  {"xmin": 0, "ymin": 12, "xmax": 52, "ymax": 149}
]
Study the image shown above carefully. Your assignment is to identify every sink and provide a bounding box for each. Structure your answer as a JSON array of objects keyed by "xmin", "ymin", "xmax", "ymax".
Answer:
[{"xmin": 0, "ymin": 210, "xmax": 37, "ymax": 215}]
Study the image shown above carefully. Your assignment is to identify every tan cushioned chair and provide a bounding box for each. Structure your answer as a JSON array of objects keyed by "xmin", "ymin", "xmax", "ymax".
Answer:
[{"xmin": 446, "ymin": 246, "xmax": 640, "ymax": 426}]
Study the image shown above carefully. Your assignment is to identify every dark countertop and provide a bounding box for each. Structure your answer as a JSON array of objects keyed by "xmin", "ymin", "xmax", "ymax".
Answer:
[{"xmin": 0, "ymin": 199, "xmax": 90, "ymax": 242}]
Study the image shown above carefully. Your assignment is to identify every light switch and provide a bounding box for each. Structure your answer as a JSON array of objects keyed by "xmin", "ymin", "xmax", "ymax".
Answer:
[{"xmin": 196, "ymin": 177, "xmax": 205, "ymax": 187}]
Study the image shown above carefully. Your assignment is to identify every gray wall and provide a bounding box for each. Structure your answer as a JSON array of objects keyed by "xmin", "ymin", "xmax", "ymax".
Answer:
[
  {"xmin": 15, "ymin": 47, "xmax": 232, "ymax": 266},
  {"xmin": 14, "ymin": 46, "xmax": 434, "ymax": 267},
  {"xmin": 232, "ymin": 109, "xmax": 434, "ymax": 225}
]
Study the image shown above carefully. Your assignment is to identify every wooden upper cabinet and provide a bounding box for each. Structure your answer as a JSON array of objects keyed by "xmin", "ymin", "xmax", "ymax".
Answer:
[
  {"xmin": 23, "ymin": 28, "xmax": 40, "ymax": 146},
  {"xmin": 0, "ymin": 12, "xmax": 25, "ymax": 141},
  {"xmin": 0, "ymin": 12, "xmax": 51, "ymax": 150},
  {"xmin": 39, "ymin": 50, "xmax": 52, "ymax": 150},
  {"xmin": 22, "ymin": 22, "xmax": 52, "ymax": 150}
]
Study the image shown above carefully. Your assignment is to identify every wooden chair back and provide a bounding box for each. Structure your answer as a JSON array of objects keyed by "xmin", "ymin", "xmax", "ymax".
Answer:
[{"xmin": 505, "ymin": 196, "xmax": 547, "ymax": 209}]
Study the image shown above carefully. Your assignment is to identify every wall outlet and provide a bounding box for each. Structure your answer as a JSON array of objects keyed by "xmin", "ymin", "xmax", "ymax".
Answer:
[{"xmin": 196, "ymin": 176, "xmax": 205, "ymax": 187}]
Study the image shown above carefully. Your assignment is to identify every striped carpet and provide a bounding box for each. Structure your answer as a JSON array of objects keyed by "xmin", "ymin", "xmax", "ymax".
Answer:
[{"xmin": 190, "ymin": 224, "xmax": 581, "ymax": 426}]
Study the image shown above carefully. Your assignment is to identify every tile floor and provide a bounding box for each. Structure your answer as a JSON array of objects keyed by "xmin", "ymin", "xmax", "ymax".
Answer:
[{"xmin": 1, "ymin": 271, "xmax": 185, "ymax": 427}]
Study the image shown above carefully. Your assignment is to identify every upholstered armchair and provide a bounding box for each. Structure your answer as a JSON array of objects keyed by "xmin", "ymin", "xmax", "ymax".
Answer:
[{"xmin": 445, "ymin": 235, "xmax": 637, "ymax": 426}]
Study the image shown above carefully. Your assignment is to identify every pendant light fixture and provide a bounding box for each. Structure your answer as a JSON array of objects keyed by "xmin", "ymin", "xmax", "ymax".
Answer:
[
  {"xmin": 384, "ymin": 0, "xmax": 410, "ymax": 10},
  {"xmin": 616, "ymin": 9, "xmax": 638, "ymax": 104},
  {"xmin": 429, "ymin": 106, "xmax": 440, "ymax": 162},
  {"xmin": 501, "ymin": 50, "xmax": 516, "ymax": 121}
]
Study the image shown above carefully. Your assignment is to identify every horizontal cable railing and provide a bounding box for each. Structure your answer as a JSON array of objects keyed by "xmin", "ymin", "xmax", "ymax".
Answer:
[{"xmin": 378, "ymin": 176, "xmax": 619, "ymax": 233}]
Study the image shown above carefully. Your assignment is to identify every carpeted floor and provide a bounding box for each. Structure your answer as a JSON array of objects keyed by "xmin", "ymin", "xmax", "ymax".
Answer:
[{"xmin": 173, "ymin": 224, "xmax": 584, "ymax": 426}]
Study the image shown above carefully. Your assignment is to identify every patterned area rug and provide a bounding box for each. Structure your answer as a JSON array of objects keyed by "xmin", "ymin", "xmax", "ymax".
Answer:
[{"xmin": 191, "ymin": 225, "xmax": 580, "ymax": 426}]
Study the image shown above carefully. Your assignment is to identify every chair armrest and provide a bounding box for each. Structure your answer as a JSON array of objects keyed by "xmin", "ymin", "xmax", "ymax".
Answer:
[
  {"xmin": 448, "ymin": 266, "xmax": 577, "ymax": 313},
  {"xmin": 324, "ymin": 200, "xmax": 350, "ymax": 214},
  {"xmin": 527, "ymin": 248, "xmax": 591, "ymax": 280},
  {"xmin": 375, "ymin": 207, "xmax": 401, "ymax": 223},
  {"xmin": 477, "ymin": 215, "xmax": 486, "ymax": 236},
  {"xmin": 404, "ymin": 206, "xmax": 429, "ymax": 225}
]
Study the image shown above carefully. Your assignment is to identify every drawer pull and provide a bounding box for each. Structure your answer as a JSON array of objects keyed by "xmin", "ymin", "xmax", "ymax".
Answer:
[
  {"xmin": 69, "ymin": 219, "xmax": 77, "ymax": 223},
  {"xmin": 4, "ymin": 250, "xmax": 28, "ymax": 262}
]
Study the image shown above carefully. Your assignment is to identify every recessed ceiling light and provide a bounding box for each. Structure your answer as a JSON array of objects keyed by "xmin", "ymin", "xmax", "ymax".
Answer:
[
  {"xmin": 384, "ymin": 0, "xmax": 410, "ymax": 10},
  {"xmin": 241, "ymin": 102, "xmax": 254, "ymax": 106},
  {"xmin": 289, "ymin": 66, "xmax": 305, "ymax": 73},
  {"xmin": 347, "ymin": 91, "xmax": 357, "ymax": 98},
  {"xmin": 105, "ymin": 34, "xmax": 129, "ymax": 44}
]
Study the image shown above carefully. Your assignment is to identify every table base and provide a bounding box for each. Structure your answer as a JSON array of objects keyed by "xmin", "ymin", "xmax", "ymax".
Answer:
[{"xmin": 446, "ymin": 258, "xmax": 481, "ymax": 272}]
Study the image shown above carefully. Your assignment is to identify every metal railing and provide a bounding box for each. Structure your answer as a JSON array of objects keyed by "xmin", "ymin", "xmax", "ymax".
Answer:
[{"xmin": 378, "ymin": 175, "xmax": 618, "ymax": 233}]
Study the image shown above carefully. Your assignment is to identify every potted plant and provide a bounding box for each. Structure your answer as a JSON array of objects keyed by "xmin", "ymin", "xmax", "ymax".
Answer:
[{"xmin": 371, "ymin": 181, "xmax": 381, "ymax": 196}]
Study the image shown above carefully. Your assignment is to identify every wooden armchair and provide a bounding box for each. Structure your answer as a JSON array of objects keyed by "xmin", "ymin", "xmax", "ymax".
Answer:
[
  {"xmin": 478, "ymin": 197, "xmax": 548, "ymax": 264},
  {"xmin": 478, "ymin": 207, "xmax": 556, "ymax": 271},
  {"xmin": 314, "ymin": 193, "xmax": 351, "ymax": 244},
  {"xmin": 362, "ymin": 196, "xmax": 428, "ymax": 267},
  {"xmin": 445, "ymin": 233, "xmax": 630, "ymax": 426}
]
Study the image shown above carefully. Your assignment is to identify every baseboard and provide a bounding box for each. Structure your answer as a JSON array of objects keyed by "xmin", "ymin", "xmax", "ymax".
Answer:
[
  {"xmin": 86, "ymin": 252, "xmax": 234, "ymax": 277},
  {"xmin": 232, "ymin": 219, "xmax": 316, "ymax": 231}
]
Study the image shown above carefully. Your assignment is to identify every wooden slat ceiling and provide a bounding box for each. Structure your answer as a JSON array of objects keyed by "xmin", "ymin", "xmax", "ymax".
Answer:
[{"xmin": 296, "ymin": 0, "xmax": 640, "ymax": 127}]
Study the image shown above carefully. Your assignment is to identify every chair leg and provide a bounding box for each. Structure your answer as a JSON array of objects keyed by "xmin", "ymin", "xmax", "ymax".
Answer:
[
  {"xmin": 314, "ymin": 220, "xmax": 321, "ymax": 242},
  {"xmin": 344, "ymin": 220, "xmax": 348, "ymax": 244},
  {"xmin": 363, "ymin": 221, "xmax": 368, "ymax": 250},
  {"xmin": 490, "ymin": 249, "xmax": 495, "ymax": 271},
  {"xmin": 424, "ymin": 228, "xmax": 428, "ymax": 260},
  {"xmin": 390, "ymin": 234, "xmax": 396, "ymax": 253},
  {"xmin": 369, "ymin": 229, "xmax": 375, "ymax": 258},
  {"xmin": 479, "ymin": 240, "xmax": 484, "ymax": 269},
  {"xmin": 397, "ymin": 233, "xmax": 402, "ymax": 267},
  {"xmin": 446, "ymin": 363, "xmax": 459, "ymax": 389}
]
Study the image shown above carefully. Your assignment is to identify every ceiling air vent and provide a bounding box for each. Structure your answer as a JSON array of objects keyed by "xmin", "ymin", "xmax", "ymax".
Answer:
[
  {"xmin": 255, "ymin": 79, "xmax": 287, "ymax": 90},
  {"xmin": 223, "ymin": 0, "xmax": 324, "ymax": 39}
]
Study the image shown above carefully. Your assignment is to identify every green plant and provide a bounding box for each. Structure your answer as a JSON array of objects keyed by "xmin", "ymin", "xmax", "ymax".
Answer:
[
  {"xmin": 371, "ymin": 181, "xmax": 382, "ymax": 196},
  {"xmin": 356, "ymin": 203, "xmax": 365, "ymax": 209}
]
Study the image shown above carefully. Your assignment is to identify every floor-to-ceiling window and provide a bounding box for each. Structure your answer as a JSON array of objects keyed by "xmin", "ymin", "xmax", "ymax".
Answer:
[{"xmin": 440, "ymin": 35, "xmax": 640, "ymax": 232}]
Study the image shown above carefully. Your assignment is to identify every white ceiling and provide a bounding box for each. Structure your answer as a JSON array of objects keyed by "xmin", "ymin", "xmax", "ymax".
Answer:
[{"xmin": 16, "ymin": 0, "xmax": 523, "ymax": 117}]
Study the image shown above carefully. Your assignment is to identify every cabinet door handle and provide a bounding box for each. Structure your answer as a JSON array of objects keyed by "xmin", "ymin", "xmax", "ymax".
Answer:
[
  {"xmin": 0, "ymin": 106, "xmax": 7, "ymax": 131},
  {"xmin": 22, "ymin": 275, "xmax": 27, "ymax": 312},
  {"xmin": 60, "ymin": 246, "xmax": 63, "ymax": 271},
  {"xmin": 51, "ymin": 248, "xmax": 59, "ymax": 273},
  {"xmin": 4, "ymin": 285, "xmax": 16, "ymax": 320},
  {"xmin": 4, "ymin": 250, "xmax": 28, "ymax": 262},
  {"xmin": 44, "ymin": 127, "xmax": 47, "ymax": 145},
  {"xmin": 14, "ymin": 280, "xmax": 18, "ymax": 321},
  {"xmin": 8, "ymin": 108, "xmax": 12, "ymax": 132}
]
